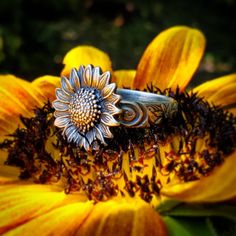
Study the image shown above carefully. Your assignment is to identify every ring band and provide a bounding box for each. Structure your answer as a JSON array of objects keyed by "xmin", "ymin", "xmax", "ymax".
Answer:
[
  {"xmin": 117, "ymin": 88, "xmax": 177, "ymax": 128},
  {"xmin": 52, "ymin": 65, "xmax": 178, "ymax": 151}
]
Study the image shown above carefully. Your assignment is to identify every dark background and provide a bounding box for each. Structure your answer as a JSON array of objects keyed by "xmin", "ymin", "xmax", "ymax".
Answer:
[{"xmin": 0, "ymin": 0, "xmax": 235, "ymax": 86}]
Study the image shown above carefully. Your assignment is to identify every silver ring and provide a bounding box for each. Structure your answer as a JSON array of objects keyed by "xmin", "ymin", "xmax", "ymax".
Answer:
[{"xmin": 52, "ymin": 65, "xmax": 178, "ymax": 151}]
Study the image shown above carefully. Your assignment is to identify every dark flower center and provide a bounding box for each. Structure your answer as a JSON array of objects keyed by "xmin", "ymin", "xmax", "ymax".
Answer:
[{"xmin": 1, "ymin": 87, "xmax": 236, "ymax": 203}]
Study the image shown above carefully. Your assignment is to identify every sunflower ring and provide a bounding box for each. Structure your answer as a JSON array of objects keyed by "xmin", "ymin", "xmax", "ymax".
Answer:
[{"xmin": 52, "ymin": 65, "xmax": 178, "ymax": 151}]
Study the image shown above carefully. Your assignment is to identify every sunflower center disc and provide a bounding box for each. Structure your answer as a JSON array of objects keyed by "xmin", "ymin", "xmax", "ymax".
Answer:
[{"xmin": 69, "ymin": 88, "xmax": 101, "ymax": 133}]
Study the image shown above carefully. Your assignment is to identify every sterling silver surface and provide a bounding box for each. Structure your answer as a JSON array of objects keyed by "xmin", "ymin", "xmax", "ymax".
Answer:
[
  {"xmin": 117, "ymin": 89, "xmax": 177, "ymax": 128},
  {"xmin": 52, "ymin": 65, "xmax": 178, "ymax": 151}
]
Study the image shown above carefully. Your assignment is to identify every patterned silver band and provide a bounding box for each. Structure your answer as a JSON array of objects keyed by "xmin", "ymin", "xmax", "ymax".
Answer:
[{"xmin": 117, "ymin": 88, "xmax": 178, "ymax": 128}]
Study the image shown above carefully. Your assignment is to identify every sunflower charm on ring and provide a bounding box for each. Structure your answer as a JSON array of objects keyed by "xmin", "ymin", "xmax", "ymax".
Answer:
[{"xmin": 52, "ymin": 65, "xmax": 122, "ymax": 151}]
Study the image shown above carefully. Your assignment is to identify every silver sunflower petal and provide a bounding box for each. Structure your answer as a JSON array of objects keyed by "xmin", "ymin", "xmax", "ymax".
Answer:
[
  {"xmin": 81, "ymin": 138, "xmax": 90, "ymax": 151},
  {"xmin": 107, "ymin": 93, "xmax": 121, "ymax": 104},
  {"xmin": 54, "ymin": 110, "xmax": 70, "ymax": 118},
  {"xmin": 69, "ymin": 68, "xmax": 81, "ymax": 90},
  {"xmin": 94, "ymin": 125, "xmax": 106, "ymax": 144},
  {"xmin": 67, "ymin": 126, "xmax": 79, "ymax": 142},
  {"xmin": 78, "ymin": 66, "xmax": 85, "ymax": 87},
  {"xmin": 97, "ymin": 123, "xmax": 113, "ymax": 138},
  {"xmin": 73, "ymin": 131, "xmax": 83, "ymax": 144},
  {"xmin": 100, "ymin": 112, "xmax": 119, "ymax": 126},
  {"xmin": 63, "ymin": 124, "xmax": 75, "ymax": 137},
  {"xmin": 61, "ymin": 76, "xmax": 73, "ymax": 94},
  {"xmin": 77, "ymin": 137, "xmax": 84, "ymax": 148},
  {"xmin": 54, "ymin": 116, "xmax": 71, "ymax": 128},
  {"xmin": 52, "ymin": 100, "xmax": 69, "ymax": 111},
  {"xmin": 97, "ymin": 71, "xmax": 110, "ymax": 89},
  {"xmin": 55, "ymin": 88, "xmax": 70, "ymax": 102},
  {"xmin": 85, "ymin": 130, "xmax": 96, "ymax": 145},
  {"xmin": 91, "ymin": 66, "xmax": 102, "ymax": 88},
  {"xmin": 101, "ymin": 83, "xmax": 116, "ymax": 99},
  {"xmin": 104, "ymin": 101, "xmax": 122, "ymax": 115},
  {"xmin": 83, "ymin": 64, "xmax": 93, "ymax": 87}
]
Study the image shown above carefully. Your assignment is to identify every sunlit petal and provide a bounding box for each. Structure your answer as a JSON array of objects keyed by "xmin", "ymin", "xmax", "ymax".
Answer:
[
  {"xmin": 113, "ymin": 70, "xmax": 136, "ymax": 89},
  {"xmin": 134, "ymin": 26, "xmax": 206, "ymax": 91},
  {"xmin": 4, "ymin": 202, "xmax": 93, "ymax": 236},
  {"xmin": 0, "ymin": 156, "xmax": 20, "ymax": 184},
  {"xmin": 0, "ymin": 184, "xmax": 86, "ymax": 235},
  {"xmin": 0, "ymin": 75, "xmax": 44, "ymax": 110},
  {"xmin": 161, "ymin": 151, "xmax": 236, "ymax": 202},
  {"xmin": 0, "ymin": 109, "xmax": 19, "ymax": 140},
  {"xmin": 0, "ymin": 75, "xmax": 51, "ymax": 139},
  {"xmin": 193, "ymin": 74, "xmax": 236, "ymax": 115},
  {"xmin": 61, "ymin": 46, "xmax": 112, "ymax": 77},
  {"xmin": 77, "ymin": 198, "xmax": 167, "ymax": 236},
  {"xmin": 32, "ymin": 75, "xmax": 60, "ymax": 102}
]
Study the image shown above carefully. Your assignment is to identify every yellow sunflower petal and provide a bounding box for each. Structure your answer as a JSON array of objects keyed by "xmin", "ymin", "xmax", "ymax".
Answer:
[
  {"xmin": 0, "ymin": 184, "xmax": 86, "ymax": 234},
  {"xmin": 161, "ymin": 151, "xmax": 236, "ymax": 202},
  {"xmin": 32, "ymin": 75, "xmax": 60, "ymax": 102},
  {"xmin": 0, "ymin": 160, "xmax": 20, "ymax": 184},
  {"xmin": 0, "ymin": 75, "xmax": 46, "ymax": 139},
  {"xmin": 113, "ymin": 70, "xmax": 136, "ymax": 89},
  {"xmin": 4, "ymin": 202, "xmax": 93, "ymax": 236},
  {"xmin": 61, "ymin": 46, "xmax": 112, "ymax": 77},
  {"xmin": 134, "ymin": 26, "xmax": 206, "ymax": 91},
  {"xmin": 0, "ymin": 75, "xmax": 45, "ymax": 110},
  {"xmin": 193, "ymin": 74, "xmax": 236, "ymax": 115},
  {"xmin": 77, "ymin": 198, "xmax": 167, "ymax": 236}
]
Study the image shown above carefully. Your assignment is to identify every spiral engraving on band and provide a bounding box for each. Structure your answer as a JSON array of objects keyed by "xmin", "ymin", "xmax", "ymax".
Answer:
[
  {"xmin": 118, "ymin": 101, "xmax": 178, "ymax": 127},
  {"xmin": 116, "ymin": 88, "xmax": 178, "ymax": 128},
  {"xmin": 119, "ymin": 101, "xmax": 149, "ymax": 128}
]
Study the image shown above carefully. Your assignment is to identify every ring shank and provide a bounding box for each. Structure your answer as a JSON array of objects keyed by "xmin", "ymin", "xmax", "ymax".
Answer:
[
  {"xmin": 117, "ymin": 88, "xmax": 175, "ymax": 104},
  {"xmin": 116, "ymin": 88, "xmax": 178, "ymax": 128}
]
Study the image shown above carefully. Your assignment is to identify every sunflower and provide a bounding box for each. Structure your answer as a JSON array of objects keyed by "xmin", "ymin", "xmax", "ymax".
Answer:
[
  {"xmin": 0, "ymin": 26, "xmax": 236, "ymax": 235},
  {"xmin": 53, "ymin": 65, "xmax": 121, "ymax": 151}
]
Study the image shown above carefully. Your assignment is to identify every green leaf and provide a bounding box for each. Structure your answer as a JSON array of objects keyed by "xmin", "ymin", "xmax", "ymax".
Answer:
[
  {"xmin": 158, "ymin": 201, "xmax": 236, "ymax": 236},
  {"xmin": 159, "ymin": 203, "xmax": 236, "ymax": 221},
  {"xmin": 157, "ymin": 199, "xmax": 183, "ymax": 212},
  {"xmin": 205, "ymin": 217, "xmax": 218, "ymax": 236},
  {"xmin": 163, "ymin": 216, "xmax": 215, "ymax": 236},
  {"xmin": 210, "ymin": 217, "xmax": 236, "ymax": 236}
]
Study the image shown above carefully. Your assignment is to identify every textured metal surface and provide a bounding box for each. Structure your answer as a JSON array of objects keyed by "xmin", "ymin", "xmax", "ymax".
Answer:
[
  {"xmin": 117, "ymin": 89, "xmax": 178, "ymax": 127},
  {"xmin": 52, "ymin": 65, "xmax": 121, "ymax": 151}
]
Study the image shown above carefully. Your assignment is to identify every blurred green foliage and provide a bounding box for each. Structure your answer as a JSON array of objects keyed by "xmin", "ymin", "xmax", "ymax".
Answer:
[{"xmin": 0, "ymin": 0, "xmax": 235, "ymax": 82}]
